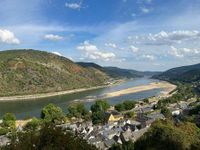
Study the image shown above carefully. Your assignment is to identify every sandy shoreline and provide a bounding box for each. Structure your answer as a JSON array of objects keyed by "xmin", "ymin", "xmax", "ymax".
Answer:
[
  {"xmin": 0, "ymin": 85, "xmax": 109, "ymax": 101},
  {"xmin": 103, "ymin": 81, "xmax": 176, "ymax": 99},
  {"xmin": 0, "ymin": 80, "xmax": 176, "ymax": 102}
]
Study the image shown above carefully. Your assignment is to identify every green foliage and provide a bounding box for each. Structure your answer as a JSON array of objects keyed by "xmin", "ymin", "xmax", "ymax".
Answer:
[
  {"xmin": 91, "ymin": 111, "xmax": 105, "ymax": 125},
  {"xmin": 91, "ymin": 100, "xmax": 109, "ymax": 124},
  {"xmin": 24, "ymin": 118, "xmax": 42, "ymax": 131},
  {"xmin": 124, "ymin": 111, "xmax": 135, "ymax": 119},
  {"xmin": 134, "ymin": 120, "xmax": 200, "ymax": 150},
  {"xmin": 115, "ymin": 100, "xmax": 136, "ymax": 112},
  {"xmin": 157, "ymin": 85, "xmax": 194, "ymax": 108},
  {"xmin": 143, "ymin": 98, "xmax": 149, "ymax": 103},
  {"xmin": 2, "ymin": 113, "xmax": 16, "ymax": 129},
  {"xmin": 0, "ymin": 128, "xmax": 9, "ymax": 136},
  {"xmin": 115, "ymin": 103, "xmax": 125, "ymax": 112},
  {"xmin": 189, "ymin": 104, "xmax": 200, "ymax": 115},
  {"xmin": 91, "ymin": 100, "xmax": 110, "ymax": 113},
  {"xmin": 109, "ymin": 141, "xmax": 135, "ymax": 150},
  {"xmin": 0, "ymin": 50, "xmax": 109, "ymax": 96},
  {"xmin": 161, "ymin": 107, "xmax": 172, "ymax": 119},
  {"xmin": 41, "ymin": 104, "xmax": 65, "ymax": 124},
  {"xmin": 67, "ymin": 103, "xmax": 89, "ymax": 119},
  {"xmin": 4, "ymin": 124, "xmax": 97, "ymax": 150}
]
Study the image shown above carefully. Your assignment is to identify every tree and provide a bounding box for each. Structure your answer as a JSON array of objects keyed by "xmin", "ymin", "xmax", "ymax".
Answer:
[
  {"xmin": 91, "ymin": 100, "xmax": 109, "ymax": 124},
  {"xmin": 91, "ymin": 100, "xmax": 110, "ymax": 113},
  {"xmin": 124, "ymin": 111, "xmax": 135, "ymax": 119},
  {"xmin": 161, "ymin": 107, "xmax": 172, "ymax": 119},
  {"xmin": 4, "ymin": 124, "xmax": 97, "ymax": 150},
  {"xmin": 41, "ymin": 104, "xmax": 65, "ymax": 124},
  {"xmin": 2, "ymin": 113, "xmax": 16, "ymax": 129},
  {"xmin": 115, "ymin": 103, "xmax": 125, "ymax": 112},
  {"xmin": 91, "ymin": 111, "xmax": 105, "ymax": 125},
  {"xmin": 115, "ymin": 101, "xmax": 136, "ymax": 112},
  {"xmin": 24, "ymin": 117, "xmax": 42, "ymax": 131},
  {"xmin": 134, "ymin": 120, "xmax": 200, "ymax": 150},
  {"xmin": 67, "ymin": 103, "xmax": 88, "ymax": 119},
  {"xmin": 109, "ymin": 141, "xmax": 135, "ymax": 150},
  {"xmin": 123, "ymin": 101, "xmax": 136, "ymax": 110}
]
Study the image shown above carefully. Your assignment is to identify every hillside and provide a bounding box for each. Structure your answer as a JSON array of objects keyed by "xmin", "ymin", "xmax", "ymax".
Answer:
[
  {"xmin": 153, "ymin": 63, "xmax": 200, "ymax": 93},
  {"xmin": 77, "ymin": 62, "xmax": 143, "ymax": 78},
  {"xmin": 0, "ymin": 50, "xmax": 109, "ymax": 96},
  {"xmin": 153, "ymin": 63, "xmax": 200, "ymax": 83},
  {"xmin": 77, "ymin": 62, "xmax": 160, "ymax": 78}
]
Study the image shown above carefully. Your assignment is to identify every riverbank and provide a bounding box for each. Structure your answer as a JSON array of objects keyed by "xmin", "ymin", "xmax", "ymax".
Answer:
[
  {"xmin": 0, "ymin": 85, "xmax": 109, "ymax": 101},
  {"xmin": 102, "ymin": 81, "xmax": 176, "ymax": 99},
  {"xmin": 0, "ymin": 79, "xmax": 126, "ymax": 102}
]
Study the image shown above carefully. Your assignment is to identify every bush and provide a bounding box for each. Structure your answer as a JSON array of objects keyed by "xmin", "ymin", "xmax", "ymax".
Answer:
[
  {"xmin": 41, "ymin": 104, "xmax": 65, "ymax": 124},
  {"xmin": 0, "ymin": 128, "xmax": 9, "ymax": 136},
  {"xmin": 115, "ymin": 101, "xmax": 136, "ymax": 112}
]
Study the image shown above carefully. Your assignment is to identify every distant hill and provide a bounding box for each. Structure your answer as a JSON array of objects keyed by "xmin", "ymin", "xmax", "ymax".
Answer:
[
  {"xmin": 77, "ymin": 62, "xmax": 161, "ymax": 78},
  {"xmin": 0, "ymin": 50, "xmax": 109, "ymax": 96},
  {"xmin": 153, "ymin": 63, "xmax": 200, "ymax": 83},
  {"xmin": 77, "ymin": 62, "xmax": 143, "ymax": 78}
]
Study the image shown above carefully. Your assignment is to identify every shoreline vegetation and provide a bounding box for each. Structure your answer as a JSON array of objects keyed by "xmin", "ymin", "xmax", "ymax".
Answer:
[
  {"xmin": 0, "ymin": 79, "xmax": 176, "ymax": 102},
  {"xmin": 0, "ymin": 79, "xmax": 125, "ymax": 101}
]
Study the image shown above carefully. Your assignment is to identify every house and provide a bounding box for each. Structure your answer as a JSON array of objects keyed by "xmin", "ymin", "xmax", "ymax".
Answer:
[
  {"xmin": 105, "ymin": 111, "xmax": 123, "ymax": 124},
  {"xmin": 136, "ymin": 112, "xmax": 154, "ymax": 128},
  {"xmin": 147, "ymin": 112, "xmax": 165, "ymax": 121},
  {"xmin": 0, "ymin": 135, "xmax": 10, "ymax": 147},
  {"xmin": 170, "ymin": 108, "xmax": 181, "ymax": 116},
  {"xmin": 104, "ymin": 139, "xmax": 116, "ymax": 149}
]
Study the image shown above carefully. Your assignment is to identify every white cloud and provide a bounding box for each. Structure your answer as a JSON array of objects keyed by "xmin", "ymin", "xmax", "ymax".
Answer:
[
  {"xmin": 44, "ymin": 34, "xmax": 63, "ymax": 41},
  {"xmin": 52, "ymin": 51, "xmax": 63, "ymax": 56},
  {"xmin": 140, "ymin": 7, "xmax": 151, "ymax": 14},
  {"xmin": 142, "ymin": 54, "xmax": 155, "ymax": 61},
  {"xmin": 138, "ymin": 0, "xmax": 153, "ymax": 4},
  {"xmin": 105, "ymin": 43, "xmax": 117, "ymax": 48},
  {"xmin": 169, "ymin": 46, "xmax": 200, "ymax": 58},
  {"xmin": 77, "ymin": 41, "xmax": 116, "ymax": 61},
  {"xmin": 65, "ymin": 2, "xmax": 82, "ymax": 10},
  {"xmin": 146, "ymin": 30, "xmax": 200, "ymax": 45},
  {"xmin": 130, "ymin": 45, "xmax": 139, "ymax": 52},
  {"xmin": 52, "ymin": 51, "xmax": 74, "ymax": 61},
  {"xmin": 0, "ymin": 29, "xmax": 20, "ymax": 44}
]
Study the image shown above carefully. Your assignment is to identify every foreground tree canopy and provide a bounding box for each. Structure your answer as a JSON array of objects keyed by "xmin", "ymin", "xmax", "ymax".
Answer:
[
  {"xmin": 134, "ymin": 120, "xmax": 200, "ymax": 150},
  {"xmin": 41, "ymin": 103, "xmax": 65, "ymax": 124},
  {"xmin": 3, "ymin": 124, "xmax": 97, "ymax": 150}
]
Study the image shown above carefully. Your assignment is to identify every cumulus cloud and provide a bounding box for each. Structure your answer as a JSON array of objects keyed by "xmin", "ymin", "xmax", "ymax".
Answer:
[
  {"xmin": 142, "ymin": 54, "xmax": 155, "ymax": 61},
  {"xmin": 130, "ymin": 45, "xmax": 139, "ymax": 52},
  {"xmin": 146, "ymin": 30, "xmax": 200, "ymax": 45},
  {"xmin": 140, "ymin": 7, "xmax": 151, "ymax": 13},
  {"xmin": 105, "ymin": 43, "xmax": 117, "ymax": 48},
  {"xmin": 44, "ymin": 34, "xmax": 63, "ymax": 41},
  {"xmin": 77, "ymin": 41, "xmax": 116, "ymax": 61},
  {"xmin": 169, "ymin": 46, "xmax": 200, "ymax": 58},
  {"xmin": 0, "ymin": 29, "xmax": 20, "ymax": 44},
  {"xmin": 65, "ymin": 2, "xmax": 82, "ymax": 10}
]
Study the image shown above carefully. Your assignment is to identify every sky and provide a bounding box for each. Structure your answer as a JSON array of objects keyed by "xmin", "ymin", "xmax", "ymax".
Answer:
[{"xmin": 0, "ymin": 0, "xmax": 200, "ymax": 71}]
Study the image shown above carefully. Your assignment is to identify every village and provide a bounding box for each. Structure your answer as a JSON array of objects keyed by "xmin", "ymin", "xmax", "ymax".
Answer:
[{"xmin": 1, "ymin": 91, "xmax": 198, "ymax": 149}]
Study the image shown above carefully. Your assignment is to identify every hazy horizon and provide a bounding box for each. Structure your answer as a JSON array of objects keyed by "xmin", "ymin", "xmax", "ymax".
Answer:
[{"xmin": 0, "ymin": 0, "xmax": 200, "ymax": 71}]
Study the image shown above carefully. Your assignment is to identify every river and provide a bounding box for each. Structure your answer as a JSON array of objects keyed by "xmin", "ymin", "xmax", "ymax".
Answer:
[{"xmin": 0, "ymin": 77, "xmax": 162, "ymax": 119}]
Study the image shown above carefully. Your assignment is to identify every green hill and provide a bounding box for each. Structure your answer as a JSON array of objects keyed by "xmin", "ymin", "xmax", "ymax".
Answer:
[
  {"xmin": 77, "ymin": 62, "xmax": 161, "ymax": 78},
  {"xmin": 153, "ymin": 63, "xmax": 200, "ymax": 83},
  {"xmin": 0, "ymin": 50, "xmax": 109, "ymax": 96},
  {"xmin": 153, "ymin": 63, "xmax": 200, "ymax": 93}
]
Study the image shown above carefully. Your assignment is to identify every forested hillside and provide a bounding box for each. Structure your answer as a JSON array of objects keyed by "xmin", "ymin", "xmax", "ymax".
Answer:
[{"xmin": 0, "ymin": 50, "xmax": 109, "ymax": 96}]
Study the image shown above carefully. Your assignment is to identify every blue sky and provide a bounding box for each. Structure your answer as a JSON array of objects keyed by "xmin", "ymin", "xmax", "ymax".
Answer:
[{"xmin": 0, "ymin": 0, "xmax": 200, "ymax": 71}]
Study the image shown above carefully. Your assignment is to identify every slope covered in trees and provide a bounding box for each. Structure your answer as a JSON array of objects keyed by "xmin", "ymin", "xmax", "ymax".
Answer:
[{"xmin": 0, "ymin": 50, "xmax": 109, "ymax": 96}]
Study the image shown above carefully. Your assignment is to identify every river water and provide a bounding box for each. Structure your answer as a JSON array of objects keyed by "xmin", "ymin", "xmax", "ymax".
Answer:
[{"xmin": 0, "ymin": 77, "xmax": 162, "ymax": 119}]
